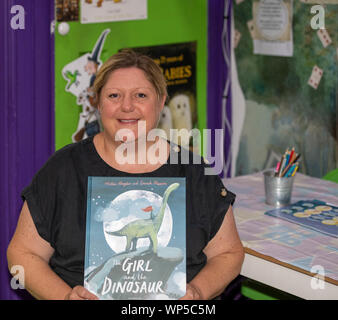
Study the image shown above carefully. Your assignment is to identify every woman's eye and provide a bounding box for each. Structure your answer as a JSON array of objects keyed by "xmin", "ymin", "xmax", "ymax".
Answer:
[
  {"xmin": 109, "ymin": 93, "xmax": 119, "ymax": 98},
  {"xmin": 136, "ymin": 93, "xmax": 146, "ymax": 98}
]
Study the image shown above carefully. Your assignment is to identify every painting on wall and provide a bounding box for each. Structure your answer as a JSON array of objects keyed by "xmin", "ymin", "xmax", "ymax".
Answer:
[{"xmin": 232, "ymin": 0, "xmax": 337, "ymax": 178}]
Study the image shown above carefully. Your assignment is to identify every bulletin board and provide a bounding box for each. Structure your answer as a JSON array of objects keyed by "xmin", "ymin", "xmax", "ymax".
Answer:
[
  {"xmin": 54, "ymin": 0, "xmax": 207, "ymax": 151},
  {"xmin": 232, "ymin": 1, "xmax": 337, "ymax": 178}
]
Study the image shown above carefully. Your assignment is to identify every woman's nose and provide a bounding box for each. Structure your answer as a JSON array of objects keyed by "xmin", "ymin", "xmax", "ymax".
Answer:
[{"xmin": 120, "ymin": 95, "xmax": 135, "ymax": 112}]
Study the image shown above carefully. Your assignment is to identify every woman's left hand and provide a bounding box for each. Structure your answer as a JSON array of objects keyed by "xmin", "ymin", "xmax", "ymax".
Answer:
[{"xmin": 179, "ymin": 283, "xmax": 203, "ymax": 300}]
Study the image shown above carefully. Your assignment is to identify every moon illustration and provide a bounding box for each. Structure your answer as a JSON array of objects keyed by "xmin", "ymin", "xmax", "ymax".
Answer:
[{"xmin": 103, "ymin": 190, "xmax": 173, "ymax": 253}]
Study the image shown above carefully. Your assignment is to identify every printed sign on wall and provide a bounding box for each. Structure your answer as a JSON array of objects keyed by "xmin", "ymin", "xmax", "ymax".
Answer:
[
  {"xmin": 81, "ymin": 0, "xmax": 147, "ymax": 24},
  {"xmin": 249, "ymin": 0, "xmax": 294, "ymax": 57}
]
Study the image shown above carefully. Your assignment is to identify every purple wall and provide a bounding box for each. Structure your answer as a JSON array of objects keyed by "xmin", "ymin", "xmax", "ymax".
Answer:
[
  {"xmin": 0, "ymin": 0, "xmax": 54, "ymax": 300},
  {"xmin": 207, "ymin": 0, "xmax": 232, "ymax": 178}
]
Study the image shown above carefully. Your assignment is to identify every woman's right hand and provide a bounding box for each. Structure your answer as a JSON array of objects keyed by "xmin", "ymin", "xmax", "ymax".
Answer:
[{"xmin": 64, "ymin": 285, "xmax": 99, "ymax": 300}]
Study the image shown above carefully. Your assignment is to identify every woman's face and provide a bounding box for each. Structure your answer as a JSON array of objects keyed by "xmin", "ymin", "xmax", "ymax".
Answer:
[{"xmin": 99, "ymin": 67, "xmax": 165, "ymax": 143}]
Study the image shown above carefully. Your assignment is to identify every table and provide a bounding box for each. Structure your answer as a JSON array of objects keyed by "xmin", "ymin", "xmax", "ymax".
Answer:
[{"xmin": 223, "ymin": 172, "xmax": 338, "ymax": 300}]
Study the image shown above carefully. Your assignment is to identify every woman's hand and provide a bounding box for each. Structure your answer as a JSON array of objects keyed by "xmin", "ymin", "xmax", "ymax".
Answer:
[
  {"xmin": 64, "ymin": 285, "xmax": 99, "ymax": 300},
  {"xmin": 179, "ymin": 283, "xmax": 203, "ymax": 300},
  {"xmin": 180, "ymin": 206, "xmax": 244, "ymax": 301}
]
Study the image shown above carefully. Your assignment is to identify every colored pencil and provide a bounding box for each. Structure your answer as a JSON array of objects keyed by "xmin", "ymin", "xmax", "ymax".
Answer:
[
  {"xmin": 285, "ymin": 163, "xmax": 296, "ymax": 177},
  {"xmin": 289, "ymin": 147, "xmax": 295, "ymax": 163},
  {"xmin": 291, "ymin": 163, "xmax": 299, "ymax": 176},
  {"xmin": 275, "ymin": 154, "xmax": 284, "ymax": 176},
  {"xmin": 275, "ymin": 161, "xmax": 281, "ymax": 174},
  {"xmin": 285, "ymin": 149, "xmax": 290, "ymax": 167},
  {"xmin": 278, "ymin": 155, "xmax": 286, "ymax": 177},
  {"xmin": 290, "ymin": 151, "xmax": 297, "ymax": 163},
  {"xmin": 281, "ymin": 153, "xmax": 301, "ymax": 177}
]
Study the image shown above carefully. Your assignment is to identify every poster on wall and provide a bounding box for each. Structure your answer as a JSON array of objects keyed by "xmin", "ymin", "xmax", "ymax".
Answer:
[
  {"xmin": 80, "ymin": 0, "xmax": 147, "ymax": 24},
  {"xmin": 61, "ymin": 29, "xmax": 110, "ymax": 142},
  {"xmin": 248, "ymin": 0, "xmax": 293, "ymax": 57},
  {"xmin": 130, "ymin": 42, "xmax": 198, "ymax": 151},
  {"xmin": 56, "ymin": 0, "xmax": 80, "ymax": 22}
]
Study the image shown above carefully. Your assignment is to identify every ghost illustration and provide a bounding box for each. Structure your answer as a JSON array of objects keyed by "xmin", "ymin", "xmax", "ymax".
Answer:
[
  {"xmin": 169, "ymin": 94, "xmax": 192, "ymax": 131},
  {"xmin": 169, "ymin": 94, "xmax": 192, "ymax": 146},
  {"xmin": 157, "ymin": 106, "xmax": 173, "ymax": 140}
]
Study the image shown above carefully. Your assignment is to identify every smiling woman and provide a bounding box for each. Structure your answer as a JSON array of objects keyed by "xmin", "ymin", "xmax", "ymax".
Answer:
[
  {"xmin": 92, "ymin": 50, "xmax": 169, "ymax": 173},
  {"xmin": 98, "ymin": 67, "xmax": 164, "ymax": 144},
  {"xmin": 7, "ymin": 49, "xmax": 244, "ymax": 301}
]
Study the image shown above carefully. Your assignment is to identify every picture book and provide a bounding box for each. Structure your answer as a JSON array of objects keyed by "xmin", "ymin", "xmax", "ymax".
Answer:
[
  {"xmin": 265, "ymin": 199, "xmax": 338, "ymax": 238},
  {"xmin": 84, "ymin": 177, "xmax": 186, "ymax": 300}
]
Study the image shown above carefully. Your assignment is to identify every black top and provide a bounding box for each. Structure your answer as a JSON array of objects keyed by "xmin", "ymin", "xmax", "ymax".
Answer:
[{"xmin": 21, "ymin": 136, "xmax": 235, "ymax": 288}]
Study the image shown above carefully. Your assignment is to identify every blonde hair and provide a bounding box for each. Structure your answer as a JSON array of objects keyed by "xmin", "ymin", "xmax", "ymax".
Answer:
[{"xmin": 93, "ymin": 49, "xmax": 168, "ymax": 104}]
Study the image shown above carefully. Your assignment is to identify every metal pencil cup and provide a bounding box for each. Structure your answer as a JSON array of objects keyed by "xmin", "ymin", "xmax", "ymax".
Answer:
[{"xmin": 263, "ymin": 169, "xmax": 295, "ymax": 207}]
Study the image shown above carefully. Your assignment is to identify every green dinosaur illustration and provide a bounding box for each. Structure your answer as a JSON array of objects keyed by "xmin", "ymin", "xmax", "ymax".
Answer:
[
  {"xmin": 107, "ymin": 183, "xmax": 180, "ymax": 254},
  {"xmin": 64, "ymin": 70, "xmax": 80, "ymax": 90}
]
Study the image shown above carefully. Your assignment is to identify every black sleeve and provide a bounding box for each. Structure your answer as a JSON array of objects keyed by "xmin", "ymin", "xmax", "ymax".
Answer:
[
  {"xmin": 190, "ymin": 162, "xmax": 236, "ymax": 241},
  {"xmin": 20, "ymin": 156, "xmax": 62, "ymax": 246}
]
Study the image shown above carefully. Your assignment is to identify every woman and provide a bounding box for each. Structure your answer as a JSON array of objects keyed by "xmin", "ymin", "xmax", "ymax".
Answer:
[{"xmin": 7, "ymin": 49, "xmax": 244, "ymax": 300}]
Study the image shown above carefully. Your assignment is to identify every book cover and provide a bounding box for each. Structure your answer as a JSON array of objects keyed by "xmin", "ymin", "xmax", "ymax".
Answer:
[{"xmin": 84, "ymin": 177, "xmax": 186, "ymax": 300}]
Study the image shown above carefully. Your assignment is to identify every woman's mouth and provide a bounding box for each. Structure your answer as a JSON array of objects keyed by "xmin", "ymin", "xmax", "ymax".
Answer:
[{"xmin": 118, "ymin": 119, "xmax": 139, "ymax": 124}]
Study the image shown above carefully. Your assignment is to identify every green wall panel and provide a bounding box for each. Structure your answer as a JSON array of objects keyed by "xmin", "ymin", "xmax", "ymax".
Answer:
[{"xmin": 55, "ymin": 0, "xmax": 208, "ymax": 150}]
